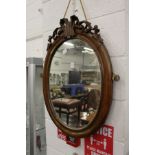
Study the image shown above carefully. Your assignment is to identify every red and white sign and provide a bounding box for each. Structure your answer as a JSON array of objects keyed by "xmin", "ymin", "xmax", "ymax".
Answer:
[
  {"xmin": 57, "ymin": 128, "xmax": 66, "ymax": 141},
  {"xmin": 84, "ymin": 125, "xmax": 114, "ymax": 155},
  {"xmin": 57, "ymin": 128, "xmax": 81, "ymax": 147}
]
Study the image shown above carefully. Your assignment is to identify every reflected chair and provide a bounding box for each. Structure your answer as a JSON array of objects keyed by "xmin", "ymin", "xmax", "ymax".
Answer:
[{"xmin": 80, "ymin": 89, "xmax": 101, "ymax": 111}]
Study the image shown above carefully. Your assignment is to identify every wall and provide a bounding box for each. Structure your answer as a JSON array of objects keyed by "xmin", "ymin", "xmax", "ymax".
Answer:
[{"xmin": 26, "ymin": 0, "xmax": 128, "ymax": 154}]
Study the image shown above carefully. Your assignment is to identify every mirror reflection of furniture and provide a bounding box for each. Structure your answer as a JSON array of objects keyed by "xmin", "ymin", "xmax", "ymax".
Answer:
[
  {"xmin": 51, "ymin": 89, "xmax": 101, "ymax": 127},
  {"xmin": 52, "ymin": 98, "xmax": 81, "ymax": 126},
  {"xmin": 80, "ymin": 89, "xmax": 101, "ymax": 112}
]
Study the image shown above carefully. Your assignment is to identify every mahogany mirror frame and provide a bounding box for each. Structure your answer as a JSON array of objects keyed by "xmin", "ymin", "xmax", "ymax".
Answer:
[{"xmin": 43, "ymin": 15, "xmax": 113, "ymax": 138}]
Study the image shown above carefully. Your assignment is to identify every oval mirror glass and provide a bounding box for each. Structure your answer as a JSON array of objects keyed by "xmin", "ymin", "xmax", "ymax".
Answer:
[{"xmin": 49, "ymin": 39, "xmax": 102, "ymax": 129}]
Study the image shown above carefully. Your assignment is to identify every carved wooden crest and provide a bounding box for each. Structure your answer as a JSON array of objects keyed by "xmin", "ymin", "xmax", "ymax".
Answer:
[{"xmin": 47, "ymin": 15, "xmax": 103, "ymax": 50}]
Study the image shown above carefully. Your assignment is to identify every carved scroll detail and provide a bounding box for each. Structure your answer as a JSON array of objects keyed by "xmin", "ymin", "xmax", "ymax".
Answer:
[{"xmin": 47, "ymin": 15, "xmax": 103, "ymax": 50}]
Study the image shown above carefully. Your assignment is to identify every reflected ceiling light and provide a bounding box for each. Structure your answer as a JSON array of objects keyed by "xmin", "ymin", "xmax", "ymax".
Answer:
[
  {"xmin": 64, "ymin": 42, "xmax": 74, "ymax": 47},
  {"xmin": 82, "ymin": 50, "xmax": 87, "ymax": 54},
  {"xmin": 82, "ymin": 50, "xmax": 94, "ymax": 55},
  {"xmin": 84, "ymin": 47, "xmax": 94, "ymax": 52}
]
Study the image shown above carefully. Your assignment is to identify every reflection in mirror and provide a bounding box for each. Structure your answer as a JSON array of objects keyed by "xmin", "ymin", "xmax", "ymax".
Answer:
[{"xmin": 49, "ymin": 39, "xmax": 102, "ymax": 129}]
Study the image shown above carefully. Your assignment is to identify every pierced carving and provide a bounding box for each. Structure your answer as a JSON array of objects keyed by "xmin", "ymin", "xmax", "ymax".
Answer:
[{"xmin": 47, "ymin": 15, "xmax": 103, "ymax": 50}]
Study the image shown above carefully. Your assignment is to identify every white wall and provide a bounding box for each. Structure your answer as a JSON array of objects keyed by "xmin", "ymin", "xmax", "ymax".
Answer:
[
  {"xmin": 26, "ymin": 0, "xmax": 43, "ymax": 58},
  {"xmin": 26, "ymin": 0, "xmax": 128, "ymax": 154}
]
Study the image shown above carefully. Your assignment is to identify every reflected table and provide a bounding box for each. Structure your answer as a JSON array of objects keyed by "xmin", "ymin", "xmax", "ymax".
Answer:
[{"xmin": 52, "ymin": 98, "xmax": 81, "ymax": 125}]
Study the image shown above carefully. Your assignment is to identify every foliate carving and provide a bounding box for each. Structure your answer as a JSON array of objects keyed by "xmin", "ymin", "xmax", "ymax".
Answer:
[{"xmin": 47, "ymin": 15, "xmax": 103, "ymax": 50}]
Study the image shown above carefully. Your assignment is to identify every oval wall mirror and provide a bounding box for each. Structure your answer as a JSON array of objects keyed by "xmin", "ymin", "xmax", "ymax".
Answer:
[{"xmin": 43, "ymin": 15, "xmax": 113, "ymax": 137}]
